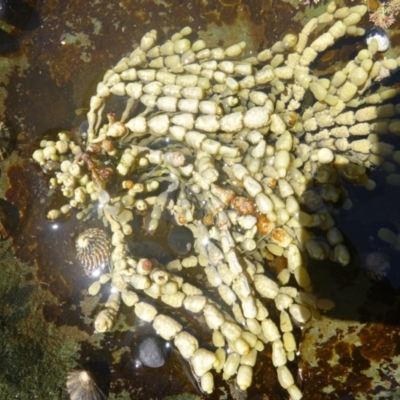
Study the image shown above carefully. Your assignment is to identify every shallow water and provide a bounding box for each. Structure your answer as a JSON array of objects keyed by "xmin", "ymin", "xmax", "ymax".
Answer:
[{"xmin": 0, "ymin": 0, "xmax": 400, "ymax": 399}]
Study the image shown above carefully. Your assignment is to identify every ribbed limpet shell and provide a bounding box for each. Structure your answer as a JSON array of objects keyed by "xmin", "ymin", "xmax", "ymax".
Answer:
[
  {"xmin": 66, "ymin": 369, "xmax": 106, "ymax": 400},
  {"xmin": 75, "ymin": 228, "xmax": 111, "ymax": 276}
]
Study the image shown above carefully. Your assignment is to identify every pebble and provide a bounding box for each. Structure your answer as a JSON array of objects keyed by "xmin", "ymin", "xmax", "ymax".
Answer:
[
  {"xmin": 365, "ymin": 26, "xmax": 390, "ymax": 52},
  {"xmin": 167, "ymin": 226, "xmax": 194, "ymax": 255},
  {"xmin": 136, "ymin": 335, "xmax": 168, "ymax": 368},
  {"xmin": 364, "ymin": 252, "xmax": 391, "ymax": 281}
]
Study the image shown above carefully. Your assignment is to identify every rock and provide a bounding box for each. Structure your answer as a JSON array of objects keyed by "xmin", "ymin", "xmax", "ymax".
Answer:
[
  {"xmin": 136, "ymin": 335, "xmax": 167, "ymax": 368},
  {"xmin": 167, "ymin": 226, "xmax": 194, "ymax": 255}
]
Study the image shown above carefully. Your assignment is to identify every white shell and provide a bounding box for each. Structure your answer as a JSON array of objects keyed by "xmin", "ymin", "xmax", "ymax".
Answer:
[{"xmin": 66, "ymin": 370, "xmax": 106, "ymax": 400}]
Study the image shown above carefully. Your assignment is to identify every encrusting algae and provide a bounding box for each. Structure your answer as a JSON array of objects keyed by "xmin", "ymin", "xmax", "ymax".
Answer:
[{"xmin": 32, "ymin": 2, "xmax": 400, "ymax": 398}]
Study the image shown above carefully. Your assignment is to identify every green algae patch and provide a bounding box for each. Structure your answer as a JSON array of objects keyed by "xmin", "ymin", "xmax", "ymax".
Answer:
[{"xmin": 0, "ymin": 241, "xmax": 87, "ymax": 399}]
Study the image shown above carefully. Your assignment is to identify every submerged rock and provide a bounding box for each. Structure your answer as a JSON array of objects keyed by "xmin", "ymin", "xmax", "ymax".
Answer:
[
  {"xmin": 167, "ymin": 226, "xmax": 194, "ymax": 255},
  {"xmin": 0, "ymin": 0, "xmax": 35, "ymax": 28},
  {"xmin": 136, "ymin": 335, "xmax": 168, "ymax": 368}
]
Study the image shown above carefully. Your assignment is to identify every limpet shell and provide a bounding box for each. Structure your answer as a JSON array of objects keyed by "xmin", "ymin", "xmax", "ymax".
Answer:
[
  {"xmin": 76, "ymin": 228, "xmax": 111, "ymax": 276},
  {"xmin": 66, "ymin": 369, "xmax": 106, "ymax": 400}
]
